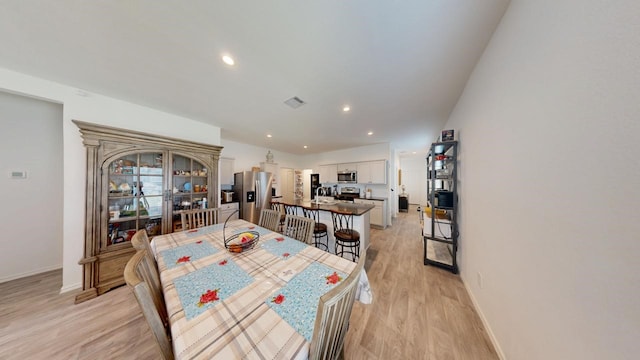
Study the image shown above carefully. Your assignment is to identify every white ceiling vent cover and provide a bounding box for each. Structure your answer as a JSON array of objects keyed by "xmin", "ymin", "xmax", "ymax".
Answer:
[{"xmin": 284, "ymin": 96, "xmax": 306, "ymax": 109}]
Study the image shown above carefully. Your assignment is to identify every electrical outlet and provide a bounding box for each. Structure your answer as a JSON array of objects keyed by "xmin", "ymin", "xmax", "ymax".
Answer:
[{"xmin": 477, "ymin": 272, "xmax": 483, "ymax": 289}]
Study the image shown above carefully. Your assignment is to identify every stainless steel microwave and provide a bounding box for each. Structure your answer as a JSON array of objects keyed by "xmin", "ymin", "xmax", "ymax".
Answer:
[{"xmin": 337, "ymin": 170, "xmax": 357, "ymax": 183}]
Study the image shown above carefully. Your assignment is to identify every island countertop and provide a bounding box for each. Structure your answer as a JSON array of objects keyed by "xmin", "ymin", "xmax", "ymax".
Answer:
[{"xmin": 274, "ymin": 199, "xmax": 374, "ymax": 216}]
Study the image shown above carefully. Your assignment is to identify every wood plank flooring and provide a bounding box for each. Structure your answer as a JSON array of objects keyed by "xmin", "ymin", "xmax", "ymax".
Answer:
[{"xmin": 0, "ymin": 206, "xmax": 498, "ymax": 359}]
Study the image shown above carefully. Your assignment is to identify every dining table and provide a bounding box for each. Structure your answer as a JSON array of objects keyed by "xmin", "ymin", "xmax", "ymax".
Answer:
[{"xmin": 151, "ymin": 218, "xmax": 372, "ymax": 360}]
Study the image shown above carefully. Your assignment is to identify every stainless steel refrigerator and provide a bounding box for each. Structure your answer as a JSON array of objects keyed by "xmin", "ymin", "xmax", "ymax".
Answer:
[{"xmin": 233, "ymin": 171, "xmax": 273, "ymax": 224}]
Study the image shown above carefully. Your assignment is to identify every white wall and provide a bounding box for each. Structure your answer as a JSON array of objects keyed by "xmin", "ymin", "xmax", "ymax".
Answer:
[
  {"xmin": 445, "ymin": 1, "xmax": 640, "ymax": 359},
  {"xmin": 0, "ymin": 91, "xmax": 63, "ymax": 282},
  {"xmin": 220, "ymin": 139, "xmax": 305, "ymax": 173},
  {"xmin": 0, "ymin": 67, "xmax": 221, "ymax": 292}
]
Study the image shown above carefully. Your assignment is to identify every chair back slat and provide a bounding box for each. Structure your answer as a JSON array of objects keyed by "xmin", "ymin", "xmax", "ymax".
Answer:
[
  {"xmin": 283, "ymin": 214, "xmax": 315, "ymax": 244},
  {"xmin": 302, "ymin": 207, "xmax": 320, "ymax": 223},
  {"xmin": 181, "ymin": 208, "xmax": 220, "ymax": 230},
  {"xmin": 309, "ymin": 254, "xmax": 365, "ymax": 360},
  {"xmin": 283, "ymin": 203, "xmax": 298, "ymax": 216},
  {"xmin": 258, "ymin": 209, "xmax": 281, "ymax": 232},
  {"xmin": 124, "ymin": 250, "xmax": 173, "ymax": 360}
]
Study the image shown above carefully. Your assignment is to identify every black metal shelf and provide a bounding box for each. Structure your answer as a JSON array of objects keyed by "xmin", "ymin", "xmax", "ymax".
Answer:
[{"xmin": 424, "ymin": 140, "xmax": 458, "ymax": 274}]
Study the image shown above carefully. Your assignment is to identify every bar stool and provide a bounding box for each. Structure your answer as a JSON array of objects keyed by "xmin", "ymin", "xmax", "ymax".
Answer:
[
  {"xmin": 331, "ymin": 211, "xmax": 360, "ymax": 262},
  {"xmin": 302, "ymin": 207, "xmax": 329, "ymax": 251}
]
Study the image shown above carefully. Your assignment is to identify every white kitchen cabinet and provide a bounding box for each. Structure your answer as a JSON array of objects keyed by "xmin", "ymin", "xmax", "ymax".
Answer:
[
  {"xmin": 357, "ymin": 160, "xmax": 387, "ymax": 184},
  {"xmin": 220, "ymin": 157, "xmax": 234, "ymax": 185},
  {"xmin": 318, "ymin": 164, "xmax": 337, "ymax": 183},
  {"xmin": 219, "ymin": 202, "xmax": 239, "ymax": 222},
  {"xmin": 354, "ymin": 198, "xmax": 387, "ymax": 229},
  {"xmin": 337, "ymin": 163, "xmax": 357, "ymax": 172},
  {"xmin": 356, "ymin": 162, "xmax": 371, "ymax": 183}
]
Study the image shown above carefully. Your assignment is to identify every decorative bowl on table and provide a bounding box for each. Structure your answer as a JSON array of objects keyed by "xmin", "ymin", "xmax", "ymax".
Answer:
[
  {"xmin": 224, "ymin": 231, "xmax": 260, "ymax": 253},
  {"xmin": 222, "ymin": 209, "xmax": 259, "ymax": 253}
]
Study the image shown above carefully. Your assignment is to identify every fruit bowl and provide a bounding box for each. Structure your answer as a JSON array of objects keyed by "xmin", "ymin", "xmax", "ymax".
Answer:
[
  {"xmin": 222, "ymin": 209, "xmax": 259, "ymax": 253},
  {"xmin": 224, "ymin": 231, "xmax": 260, "ymax": 253}
]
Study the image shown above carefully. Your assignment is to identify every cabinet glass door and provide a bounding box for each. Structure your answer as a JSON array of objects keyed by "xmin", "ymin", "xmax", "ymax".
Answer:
[
  {"xmin": 106, "ymin": 152, "xmax": 164, "ymax": 246},
  {"xmin": 171, "ymin": 154, "xmax": 209, "ymax": 231}
]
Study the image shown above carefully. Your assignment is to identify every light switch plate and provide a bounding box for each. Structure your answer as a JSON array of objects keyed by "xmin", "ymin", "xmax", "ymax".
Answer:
[{"xmin": 9, "ymin": 170, "xmax": 27, "ymax": 179}]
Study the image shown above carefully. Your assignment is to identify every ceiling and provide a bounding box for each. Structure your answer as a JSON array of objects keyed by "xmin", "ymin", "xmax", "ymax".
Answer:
[{"xmin": 0, "ymin": 1, "xmax": 509, "ymax": 155}]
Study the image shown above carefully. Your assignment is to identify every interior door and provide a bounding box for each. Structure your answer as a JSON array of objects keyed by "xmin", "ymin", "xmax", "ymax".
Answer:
[{"xmin": 281, "ymin": 168, "xmax": 294, "ymax": 203}]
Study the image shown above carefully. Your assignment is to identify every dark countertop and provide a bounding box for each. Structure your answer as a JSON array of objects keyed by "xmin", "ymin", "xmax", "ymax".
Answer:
[
  {"xmin": 361, "ymin": 197, "xmax": 387, "ymax": 201},
  {"xmin": 274, "ymin": 199, "xmax": 374, "ymax": 216}
]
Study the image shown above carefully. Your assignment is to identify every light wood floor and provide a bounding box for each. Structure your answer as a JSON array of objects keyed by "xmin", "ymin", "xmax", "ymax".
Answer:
[{"xmin": 0, "ymin": 205, "xmax": 498, "ymax": 360}]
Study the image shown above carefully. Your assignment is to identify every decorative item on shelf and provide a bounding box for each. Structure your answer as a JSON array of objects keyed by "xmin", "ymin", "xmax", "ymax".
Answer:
[
  {"xmin": 223, "ymin": 210, "xmax": 259, "ymax": 253},
  {"xmin": 266, "ymin": 150, "xmax": 274, "ymax": 163},
  {"xmin": 118, "ymin": 182, "xmax": 131, "ymax": 192},
  {"xmin": 441, "ymin": 129, "xmax": 455, "ymax": 142}
]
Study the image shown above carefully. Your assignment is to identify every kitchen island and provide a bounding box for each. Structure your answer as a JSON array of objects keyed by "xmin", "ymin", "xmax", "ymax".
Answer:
[{"xmin": 272, "ymin": 198, "xmax": 374, "ymax": 255}]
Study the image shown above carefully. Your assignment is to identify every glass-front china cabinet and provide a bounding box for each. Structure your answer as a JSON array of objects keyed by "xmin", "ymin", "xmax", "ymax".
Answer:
[{"xmin": 74, "ymin": 120, "xmax": 222, "ymax": 303}]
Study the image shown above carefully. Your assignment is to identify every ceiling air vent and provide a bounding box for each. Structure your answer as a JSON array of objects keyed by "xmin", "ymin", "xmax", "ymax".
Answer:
[{"xmin": 284, "ymin": 96, "xmax": 306, "ymax": 109}]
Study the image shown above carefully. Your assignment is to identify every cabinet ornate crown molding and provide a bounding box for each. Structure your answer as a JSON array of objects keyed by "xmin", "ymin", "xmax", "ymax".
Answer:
[{"xmin": 73, "ymin": 120, "xmax": 223, "ymax": 303}]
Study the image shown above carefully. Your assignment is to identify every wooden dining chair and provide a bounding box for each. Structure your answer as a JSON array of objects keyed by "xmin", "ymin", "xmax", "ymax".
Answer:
[
  {"xmin": 331, "ymin": 211, "xmax": 361, "ymax": 262},
  {"xmin": 282, "ymin": 214, "xmax": 315, "ymax": 244},
  {"xmin": 258, "ymin": 209, "xmax": 281, "ymax": 232},
  {"xmin": 180, "ymin": 207, "xmax": 220, "ymax": 230},
  {"xmin": 124, "ymin": 249, "xmax": 174, "ymax": 360},
  {"xmin": 130, "ymin": 229, "xmax": 163, "ymax": 315},
  {"xmin": 270, "ymin": 202, "xmax": 285, "ymax": 232},
  {"xmin": 309, "ymin": 253, "xmax": 365, "ymax": 360}
]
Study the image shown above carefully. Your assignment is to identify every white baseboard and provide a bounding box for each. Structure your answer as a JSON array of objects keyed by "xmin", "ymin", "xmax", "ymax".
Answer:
[
  {"xmin": 60, "ymin": 282, "xmax": 82, "ymax": 294},
  {"xmin": 0, "ymin": 264, "xmax": 62, "ymax": 284},
  {"xmin": 461, "ymin": 275, "xmax": 506, "ymax": 360}
]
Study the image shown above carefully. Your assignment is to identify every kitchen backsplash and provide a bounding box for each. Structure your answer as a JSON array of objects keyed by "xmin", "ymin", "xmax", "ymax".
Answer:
[{"xmin": 325, "ymin": 183, "xmax": 389, "ymax": 198}]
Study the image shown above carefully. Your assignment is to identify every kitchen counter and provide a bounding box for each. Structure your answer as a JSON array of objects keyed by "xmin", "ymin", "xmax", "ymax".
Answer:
[
  {"xmin": 275, "ymin": 199, "xmax": 375, "ymax": 216},
  {"xmin": 365, "ymin": 196, "xmax": 387, "ymax": 201},
  {"xmin": 272, "ymin": 198, "xmax": 373, "ymax": 254}
]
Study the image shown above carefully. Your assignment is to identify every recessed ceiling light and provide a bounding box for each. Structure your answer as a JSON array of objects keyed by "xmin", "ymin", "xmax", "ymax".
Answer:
[
  {"xmin": 367, "ymin": 131, "xmax": 373, "ymax": 136},
  {"xmin": 304, "ymin": 145, "xmax": 308, "ymax": 149},
  {"xmin": 267, "ymin": 134, "xmax": 272, "ymax": 138},
  {"xmin": 222, "ymin": 55, "xmax": 235, "ymax": 66},
  {"xmin": 343, "ymin": 106, "xmax": 350, "ymax": 112},
  {"xmin": 412, "ymin": 151, "xmax": 417, "ymax": 154}
]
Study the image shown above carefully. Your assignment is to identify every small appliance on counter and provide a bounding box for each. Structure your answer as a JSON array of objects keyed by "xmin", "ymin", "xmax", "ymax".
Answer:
[{"xmin": 222, "ymin": 191, "xmax": 234, "ymax": 202}]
